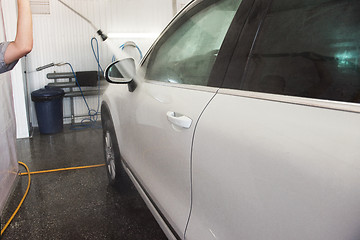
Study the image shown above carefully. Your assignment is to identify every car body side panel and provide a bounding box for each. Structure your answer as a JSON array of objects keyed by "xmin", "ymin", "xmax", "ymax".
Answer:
[
  {"xmin": 123, "ymin": 163, "xmax": 178, "ymax": 240},
  {"xmin": 186, "ymin": 92, "xmax": 360, "ymax": 240},
  {"xmin": 106, "ymin": 78, "xmax": 217, "ymax": 237},
  {"xmin": 102, "ymin": 84, "xmax": 179, "ymax": 240}
]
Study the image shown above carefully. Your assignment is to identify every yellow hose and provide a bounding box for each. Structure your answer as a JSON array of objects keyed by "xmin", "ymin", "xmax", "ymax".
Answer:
[
  {"xmin": 1, "ymin": 162, "xmax": 105, "ymax": 236},
  {"xmin": 18, "ymin": 164, "xmax": 105, "ymax": 176},
  {"xmin": 1, "ymin": 162, "xmax": 31, "ymax": 236}
]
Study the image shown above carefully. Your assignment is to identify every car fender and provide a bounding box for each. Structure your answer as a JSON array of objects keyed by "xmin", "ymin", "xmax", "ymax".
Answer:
[{"xmin": 101, "ymin": 86, "xmax": 127, "ymax": 155}]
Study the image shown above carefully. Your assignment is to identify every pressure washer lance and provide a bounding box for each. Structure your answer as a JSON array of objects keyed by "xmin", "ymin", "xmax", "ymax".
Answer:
[
  {"xmin": 36, "ymin": 62, "xmax": 66, "ymax": 71},
  {"xmin": 58, "ymin": 0, "xmax": 130, "ymax": 60},
  {"xmin": 58, "ymin": 0, "xmax": 107, "ymax": 40}
]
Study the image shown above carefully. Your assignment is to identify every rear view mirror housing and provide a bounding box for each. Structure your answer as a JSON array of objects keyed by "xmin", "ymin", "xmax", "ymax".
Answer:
[
  {"xmin": 104, "ymin": 58, "xmax": 137, "ymax": 92},
  {"xmin": 104, "ymin": 58, "xmax": 136, "ymax": 84}
]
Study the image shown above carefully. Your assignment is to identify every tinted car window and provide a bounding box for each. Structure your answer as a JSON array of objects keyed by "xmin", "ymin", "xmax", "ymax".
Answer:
[
  {"xmin": 241, "ymin": 0, "xmax": 360, "ymax": 103},
  {"xmin": 144, "ymin": 0, "xmax": 241, "ymax": 86}
]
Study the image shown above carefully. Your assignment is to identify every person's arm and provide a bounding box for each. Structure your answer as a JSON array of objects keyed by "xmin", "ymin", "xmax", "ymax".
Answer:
[{"xmin": 4, "ymin": 0, "xmax": 33, "ymax": 64}]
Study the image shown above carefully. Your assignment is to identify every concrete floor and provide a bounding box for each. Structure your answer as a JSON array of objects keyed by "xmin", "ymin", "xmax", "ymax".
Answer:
[{"xmin": 1, "ymin": 126, "xmax": 166, "ymax": 239}]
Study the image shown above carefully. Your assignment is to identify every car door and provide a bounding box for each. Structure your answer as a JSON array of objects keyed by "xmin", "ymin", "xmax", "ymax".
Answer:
[
  {"xmin": 187, "ymin": 0, "xmax": 360, "ymax": 239},
  {"xmin": 109, "ymin": 0, "xmax": 243, "ymax": 238}
]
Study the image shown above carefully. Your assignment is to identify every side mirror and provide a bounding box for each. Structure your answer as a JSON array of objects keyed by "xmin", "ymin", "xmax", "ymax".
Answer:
[{"xmin": 104, "ymin": 58, "xmax": 136, "ymax": 84}]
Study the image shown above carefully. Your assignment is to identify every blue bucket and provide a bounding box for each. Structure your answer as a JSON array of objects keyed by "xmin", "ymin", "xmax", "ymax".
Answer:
[{"xmin": 31, "ymin": 87, "xmax": 65, "ymax": 134}]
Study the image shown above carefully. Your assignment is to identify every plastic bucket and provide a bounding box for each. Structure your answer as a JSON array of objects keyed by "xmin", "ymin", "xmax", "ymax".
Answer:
[{"xmin": 31, "ymin": 87, "xmax": 65, "ymax": 134}]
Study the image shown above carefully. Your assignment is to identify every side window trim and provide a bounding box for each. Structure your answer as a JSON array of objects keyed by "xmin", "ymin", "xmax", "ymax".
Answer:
[
  {"xmin": 143, "ymin": 0, "xmax": 217, "ymax": 71},
  {"xmin": 207, "ymin": 0, "xmax": 256, "ymax": 88},
  {"xmin": 221, "ymin": 0, "xmax": 272, "ymax": 89},
  {"xmin": 139, "ymin": 0, "xmax": 199, "ymax": 67},
  {"xmin": 217, "ymin": 88, "xmax": 360, "ymax": 114}
]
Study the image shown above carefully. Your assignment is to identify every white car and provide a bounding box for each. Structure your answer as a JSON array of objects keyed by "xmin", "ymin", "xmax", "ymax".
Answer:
[{"xmin": 101, "ymin": 0, "xmax": 360, "ymax": 239}]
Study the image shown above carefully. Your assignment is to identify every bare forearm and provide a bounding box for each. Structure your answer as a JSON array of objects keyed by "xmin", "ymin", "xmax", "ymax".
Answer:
[
  {"xmin": 16, "ymin": 0, "xmax": 33, "ymax": 51},
  {"xmin": 4, "ymin": 0, "xmax": 33, "ymax": 64}
]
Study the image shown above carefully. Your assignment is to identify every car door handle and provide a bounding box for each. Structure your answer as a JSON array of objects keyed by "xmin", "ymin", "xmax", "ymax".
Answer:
[{"xmin": 166, "ymin": 111, "xmax": 192, "ymax": 129}]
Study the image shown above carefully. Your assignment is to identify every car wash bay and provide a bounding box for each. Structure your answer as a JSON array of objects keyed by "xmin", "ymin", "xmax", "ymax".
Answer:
[
  {"xmin": 0, "ymin": 0, "xmax": 190, "ymax": 239},
  {"xmin": 1, "ymin": 127, "xmax": 167, "ymax": 239}
]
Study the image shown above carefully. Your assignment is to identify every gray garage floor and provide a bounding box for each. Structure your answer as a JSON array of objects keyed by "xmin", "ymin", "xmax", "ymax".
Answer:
[{"xmin": 1, "ymin": 126, "xmax": 166, "ymax": 240}]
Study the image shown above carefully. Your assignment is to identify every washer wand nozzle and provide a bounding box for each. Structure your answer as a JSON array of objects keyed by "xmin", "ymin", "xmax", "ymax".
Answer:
[{"xmin": 97, "ymin": 30, "xmax": 108, "ymax": 41}]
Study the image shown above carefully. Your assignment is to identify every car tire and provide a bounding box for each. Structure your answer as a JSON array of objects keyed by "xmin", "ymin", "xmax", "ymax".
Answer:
[{"xmin": 102, "ymin": 112, "xmax": 125, "ymax": 187}]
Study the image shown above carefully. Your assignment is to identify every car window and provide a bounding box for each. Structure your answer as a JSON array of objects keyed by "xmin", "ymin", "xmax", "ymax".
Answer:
[
  {"xmin": 240, "ymin": 0, "xmax": 360, "ymax": 104},
  {"xmin": 144, "ymin": 0, "xmax": 242, "ymax": 86}
]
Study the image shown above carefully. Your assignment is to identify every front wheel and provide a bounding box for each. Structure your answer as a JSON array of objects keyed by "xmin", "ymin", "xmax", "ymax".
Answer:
[{"xmin": 102, "ymin": 116, "xmax": 124, "ymax": 186}]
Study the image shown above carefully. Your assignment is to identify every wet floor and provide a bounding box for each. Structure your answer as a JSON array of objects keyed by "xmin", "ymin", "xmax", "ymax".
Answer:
[{"xmin": 1, "ymin": 126, "xmax": 167, "ymax": 240}]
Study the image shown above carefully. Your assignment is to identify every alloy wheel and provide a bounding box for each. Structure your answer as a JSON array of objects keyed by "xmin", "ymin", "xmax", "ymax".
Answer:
[{"xmin": 104, "ymin": 131, "xmax": 116, "ymax": 180}]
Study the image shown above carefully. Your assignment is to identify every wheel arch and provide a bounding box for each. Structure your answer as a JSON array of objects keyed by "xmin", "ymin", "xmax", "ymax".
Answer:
[
  {"xmin": 101, "ymin": 100, "xmax": 122, "ymax": 152},
  {"xmin": 101, "ymin": 99, "xmax": 119, "ymax": 132},
  {"xmin": 101, "ymin": 101, "xmax": 112, "ymax": 123}
]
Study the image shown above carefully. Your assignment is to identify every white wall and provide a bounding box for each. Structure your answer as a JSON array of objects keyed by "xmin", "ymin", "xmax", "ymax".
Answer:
[
  {"xmin": 27, "ymin": 0, "xmax": 174, "ymax": 126},
  {"xmin": 176, "ymin": 0, "xmax": 191, "ymax": 12}
]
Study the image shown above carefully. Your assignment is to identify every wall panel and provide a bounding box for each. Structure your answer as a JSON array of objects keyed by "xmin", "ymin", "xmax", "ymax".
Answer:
[{"xmin": 27, "ymin": 0, "xmax": 173, "ymax": 126}]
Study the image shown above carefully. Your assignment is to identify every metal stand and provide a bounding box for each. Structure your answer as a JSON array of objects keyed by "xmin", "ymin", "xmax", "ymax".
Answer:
[{"xmin": 46, "ymin": 72, "xmax": 107, "ymax": 125}]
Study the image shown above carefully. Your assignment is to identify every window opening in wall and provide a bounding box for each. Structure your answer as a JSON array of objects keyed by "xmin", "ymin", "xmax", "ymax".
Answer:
[{"xmin": 30, "ymin": 0, "xmax": 50, "ymax": 15}]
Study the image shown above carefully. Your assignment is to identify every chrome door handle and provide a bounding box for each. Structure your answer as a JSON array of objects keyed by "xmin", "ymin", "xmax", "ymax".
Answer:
[{"xmin": 166, "ymin": 111, "xmax": 192, "ymax": 129}]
